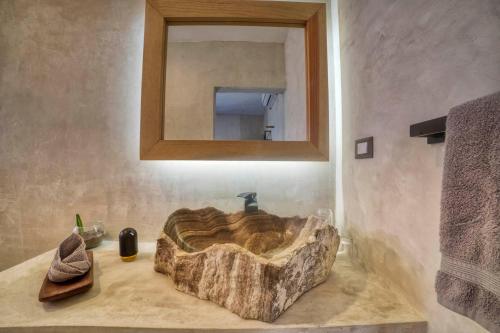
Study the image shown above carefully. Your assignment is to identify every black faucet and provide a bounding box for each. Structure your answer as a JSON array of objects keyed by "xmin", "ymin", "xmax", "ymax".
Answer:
[{"xmin": 237, "ymin": 192, "xmax": 258, "ymax": 214}]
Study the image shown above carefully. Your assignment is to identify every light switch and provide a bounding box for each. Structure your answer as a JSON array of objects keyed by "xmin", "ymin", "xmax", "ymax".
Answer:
[
  {"xmin": 357, "ymin": 141, "xmax": 368, "ymax": 154},
  {"xmin": 355, "ymin": 137, "xmax": 373, "ymax": 159}
]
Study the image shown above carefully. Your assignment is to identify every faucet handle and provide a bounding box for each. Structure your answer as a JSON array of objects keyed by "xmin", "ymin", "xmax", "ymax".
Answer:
[
  {"xmin": 237, "ymin": 192, "xmax": 258, "ymax": 213},
  {"xmin": 237, "ymin": 192, "xmax": 256, "ymax": 200}
]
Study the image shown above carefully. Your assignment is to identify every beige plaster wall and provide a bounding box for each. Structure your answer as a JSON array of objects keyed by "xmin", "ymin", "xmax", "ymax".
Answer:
[
  {"xmin": 284, "ymin": 28, "xmax": 307, "ymax": 141},
  {"xmin": 163, "ymin": 41, "xmax": 286, "ymax": 140},
  {"xmin": 338, "ymin": 0, "xmax": 500, "ymax": 332},
  {"xmin": 0, "ymin": 0, "xmax": 332, "ymax": 271},
  {"xmin": 214, "ymin": 114, "xmax": 264, "ymax": 140}
]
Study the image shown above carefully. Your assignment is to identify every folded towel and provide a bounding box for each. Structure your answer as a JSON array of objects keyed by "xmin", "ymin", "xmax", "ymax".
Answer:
[
  {"xmin": 48, "ymin": 233, "xmax": 91, "ymax": 283},
  {"xmin": 436, "ymin": 91, "xmax": 500, "ymax": 332}
]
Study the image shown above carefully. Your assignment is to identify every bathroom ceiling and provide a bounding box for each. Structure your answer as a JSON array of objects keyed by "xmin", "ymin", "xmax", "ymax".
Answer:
[{"xmin": 215, "ymin": 91, "xmax": 267, "ymax": 116}]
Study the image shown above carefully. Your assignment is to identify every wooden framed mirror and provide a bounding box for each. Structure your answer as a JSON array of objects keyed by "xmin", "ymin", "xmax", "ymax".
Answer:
[{"xmin": 140, "ymin": 0, "xmax": 328, "ymax": 160}]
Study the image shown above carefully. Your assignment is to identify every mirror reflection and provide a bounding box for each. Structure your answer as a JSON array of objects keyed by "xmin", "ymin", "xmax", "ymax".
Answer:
[{"xmin": 163, "ymin": 25, "xmax": 307, "ymax": 141}]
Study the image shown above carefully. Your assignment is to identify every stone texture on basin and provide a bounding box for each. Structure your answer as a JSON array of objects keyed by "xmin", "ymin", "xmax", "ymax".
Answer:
[{"xmin": 154, "ymin": 207, "xmax": 340, "ymax": 322}]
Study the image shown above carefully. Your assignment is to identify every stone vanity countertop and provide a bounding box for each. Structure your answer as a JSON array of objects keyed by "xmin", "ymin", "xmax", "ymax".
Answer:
[{"xmin": 0, "ymin": 241, "xmax": 426, "ymax": 333}]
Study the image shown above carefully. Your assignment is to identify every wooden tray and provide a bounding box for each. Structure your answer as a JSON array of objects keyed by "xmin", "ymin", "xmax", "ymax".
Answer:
[{"xmin": 38, "ymin": 251, "xmax": 93, "ymax": 302}]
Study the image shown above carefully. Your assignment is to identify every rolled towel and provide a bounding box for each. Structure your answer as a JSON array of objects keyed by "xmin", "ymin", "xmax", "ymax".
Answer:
[{"xmin": 48, "ymin": 233, "xmax": 91, "ymax": 283}]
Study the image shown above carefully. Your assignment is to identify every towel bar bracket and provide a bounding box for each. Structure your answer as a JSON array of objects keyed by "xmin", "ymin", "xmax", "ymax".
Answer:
[
  {"xmin": 427, "ymin": 133, "xmax": 445, "ymax": 144},
  {"xmin": 410, "ymin": 116, "xmax": 447, "ymax": 144}
]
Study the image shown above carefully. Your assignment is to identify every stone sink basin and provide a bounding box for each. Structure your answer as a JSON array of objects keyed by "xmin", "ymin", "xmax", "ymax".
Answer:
[{"xmin": 154, "ymin": 207, "xmax": 340, "ymax": 322}]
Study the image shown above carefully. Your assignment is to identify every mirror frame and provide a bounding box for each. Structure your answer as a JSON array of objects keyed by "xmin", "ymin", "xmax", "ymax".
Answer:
[{"xmin": 140, "ymin": 0, "xmax": 328, "ymax": 161}]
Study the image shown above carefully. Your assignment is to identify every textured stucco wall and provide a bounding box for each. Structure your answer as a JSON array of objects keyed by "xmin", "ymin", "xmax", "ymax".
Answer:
[
  {"xmin": 0, "ymin": 0, "xmax": 332, "ymax": 271},
  {"xmin": 214, "ymin": 114, "xmax": 264, "ymax": 140},
  {"xmin": 164, "ymin": 41, "xmax": 286, "ymax": 140},
  {"xmin": 339, "ymin": 0, "xmax": 500, "ymax": 332},
  {"xmin": 284, "ymin": 28, "xmax": 307, "ymax": 141}
]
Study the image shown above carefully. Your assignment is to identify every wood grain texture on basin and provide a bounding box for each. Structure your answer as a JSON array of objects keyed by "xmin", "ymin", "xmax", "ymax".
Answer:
[{"xmin": 154, "ymin": 207, "xmax": 340, "ymax": 322}]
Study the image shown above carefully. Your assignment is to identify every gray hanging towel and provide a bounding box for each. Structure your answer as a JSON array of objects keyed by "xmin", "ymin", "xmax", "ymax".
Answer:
[{"xmin": 436, "ymin": 91, "xmax": 500, "ymax": 332}]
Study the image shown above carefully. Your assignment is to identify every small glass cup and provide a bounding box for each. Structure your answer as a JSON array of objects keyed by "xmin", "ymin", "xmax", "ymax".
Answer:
[
  {"xmin": 73, "ymin": 222, "xmax": 105, "ymax": 249},
  {"xmin": 316, "ymin": 208, "xmax": 334, "ymax": 227}
]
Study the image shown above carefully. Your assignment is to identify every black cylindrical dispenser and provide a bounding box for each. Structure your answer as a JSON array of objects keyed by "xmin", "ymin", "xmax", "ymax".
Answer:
[{"xmin": 119, "ymin": 228, "xmax": 138, "ymax": 262}]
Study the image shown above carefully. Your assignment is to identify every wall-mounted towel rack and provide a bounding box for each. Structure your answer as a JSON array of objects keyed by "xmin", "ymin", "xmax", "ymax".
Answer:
[{"xmin": 410, "ymin": 116, "xmax": 447, "ymax": 144}]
